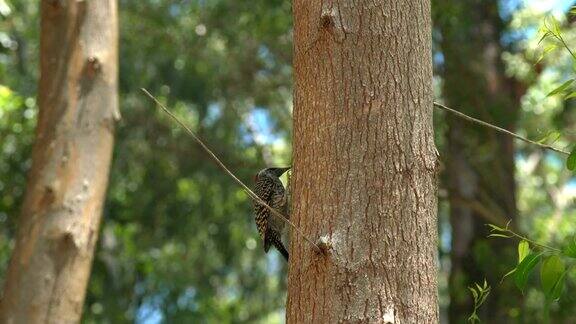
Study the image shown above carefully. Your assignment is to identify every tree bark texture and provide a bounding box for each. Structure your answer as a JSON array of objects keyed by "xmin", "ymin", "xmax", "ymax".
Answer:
[
  {"xmin": 436, "ymin": 0, "xmax": 522, "ymax": 322},
  {"xmin": 288, "ymin": 1, "xmax": 438, "ymax": 323},
  {"xmin": 0, "ymin": 1, "xmax": 118, "ymax": 323}
]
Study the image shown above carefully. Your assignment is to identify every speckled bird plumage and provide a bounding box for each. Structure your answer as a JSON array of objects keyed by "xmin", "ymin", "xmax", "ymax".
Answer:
[{"xmin": 253, "ymin": 167, "xmax": 290, "ymax": 261}]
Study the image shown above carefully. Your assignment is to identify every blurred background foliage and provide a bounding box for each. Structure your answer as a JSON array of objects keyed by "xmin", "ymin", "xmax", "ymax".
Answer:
[{"xmin": 0, "ymin": 0, "xmax": 575, "ymax": 323}]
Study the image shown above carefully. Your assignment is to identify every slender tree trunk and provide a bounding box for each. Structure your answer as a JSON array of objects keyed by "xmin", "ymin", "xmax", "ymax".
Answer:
[
  {"xmin": 437, "ymin": 0, "xmax": 522, "ymax": 322},
  {"xmin": 0, "ymin": 1, "xmax": 118, "ymax": 322},
  {"xmin": 288, "ymin": 1, "xmax": 438, "ymax": 322}
]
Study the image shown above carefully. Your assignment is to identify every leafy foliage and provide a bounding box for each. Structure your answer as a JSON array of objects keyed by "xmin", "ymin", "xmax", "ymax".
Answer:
[
  {"xmin": 488, "ymin": 222, "xmax": 576, "ymax": 318},
  {"xmin": 546, "ymin": 78, "xmax": 575, "ymax": 97},
  {"xmin": 467, "ymin": 280, "xmax": 490, "ymax": 323},
  {"xmin": 0, "ymin": 85, "xmax": 36, "ymax": 284},
  {"xmin": 535, "ymin": 15, "xmax": 576, "ymax": 174},
  {"xmin": 540, "ymin": 255, "xmax": 566, "ymax": 301},
  {"xmin": 514, "ymin": 252, "xmax": 542, "ymax": 291},
  {"xmin": 483, "ymin": 13, "xmax": 576, "ymax": 318},
  {"xmin": 562, "ymin": 236, "xmax": 576, "ymax": 258},
  {"xmin": 1, "ymin": 0, "xmax": 293, "ymax": 322}
]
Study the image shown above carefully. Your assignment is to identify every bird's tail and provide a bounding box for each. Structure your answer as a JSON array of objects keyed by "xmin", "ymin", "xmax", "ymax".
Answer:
[
  {"xmin": 274, "ymin": 239, "xmax": 289, "ymax": 261},
  {"xmin": 265, "ymin": 231, "xmax": 289, "ymax": 261}
]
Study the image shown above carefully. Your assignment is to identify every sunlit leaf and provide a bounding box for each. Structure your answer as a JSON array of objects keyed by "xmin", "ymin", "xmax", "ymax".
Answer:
[
  {"xmin": 565, "ymin": 91, "xmax": 576, "ymax": 100},
  {"xmin": 518, "ymin": 240, "xmax": 530, "ymax": 263},
  {"xmin": 549, "ymin": 132, "xmax": 561, "ymax": 144},
  {"xmin": 550, "ymin": 17, "xmax": 561, "ymax": 36},
  {"xmin": 468, "ymin": 287, "xmax": 478, "ymax": 302},
  {"xmin": 502, "ymin": 268, "xmax": 516, "ymax": 282},
  {"xmin": 536, "ymin": 132, "xmax": 551, "ymax": 143},
  {"xmin": 544, "ymin": 44, "xmax": 557, "ymax": 53},
  {"xmin": 547, "ymin": 79, "xmax": 575, "ymax": 97},
  {"xmin": 486, "ymin": 223, "xmax": 505, "ymax": 232},
  {"xmin": 535, "ymin": 44, "xmax": 557, "ymax": 65},
  {"xmin": 538, "ymin": 31, "xmax": 552, "ymax": 45},
  {"xmin": 478, "ymin": 282, "xmax": 490, "ymax": 305}
]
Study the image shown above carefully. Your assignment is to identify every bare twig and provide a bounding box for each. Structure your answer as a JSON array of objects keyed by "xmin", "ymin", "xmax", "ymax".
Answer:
[
  {"xmin": 433, "ymin": 102, "xmax": 570, "ymax": 155},
  {"xmin": 141, "ymin": 88, "xmax": 322, "ymax": 254}
]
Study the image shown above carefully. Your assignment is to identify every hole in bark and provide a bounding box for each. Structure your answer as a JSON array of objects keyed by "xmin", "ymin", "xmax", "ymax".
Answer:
[
  {"xmin": 87, "ymin": 57, "xmax": 101, "ymax": 73},
  {"xmin": 316, "ymin": 235, "xmax": 331, "ymax": 255},
  {"xmin": 320, "ymin": 12, "xmax": 335, "ymax": 29},
  {"xmin": 41, "ymin": 186, "xmax": 56, "ymax": 207}
]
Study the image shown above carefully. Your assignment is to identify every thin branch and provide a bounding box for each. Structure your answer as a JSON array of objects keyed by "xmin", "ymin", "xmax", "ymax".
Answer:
[
  {"xmin": 141, "ymin": 88, "xmax": 322, "ymax": 254},
  {"xmin": 488, "ymin": 221, "xmax": 562, "ymax": 253},
  {"xmin": 433, "ymin": 102, "xmax": 570, "ymax": 155},
  {"xmin": 557, "ymin": 34, "xmax": 576, "ymax": 61},
  {"xmin": 506, "ymin": 230, "xmax": 561, "ymax": 253}
]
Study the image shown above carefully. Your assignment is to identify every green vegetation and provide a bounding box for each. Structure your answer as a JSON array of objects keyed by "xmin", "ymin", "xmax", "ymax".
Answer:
[{"xmin": 0, "ymin": 0, "xmax": 575, "ymax": 322}]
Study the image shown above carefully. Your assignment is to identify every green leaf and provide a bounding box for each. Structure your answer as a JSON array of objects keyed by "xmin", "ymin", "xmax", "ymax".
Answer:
[
  {"xmin": 502, "ymin": 268, "xmax": 516, "ymax": 281},
  {"xmin": 468, "ymin": 287, "xmax": 478, "ymax": 302},
  {"xmin": 567, "ymin": 146, "xmax": 576, "ymax": 171},
  {"xmin": 518, "ymin": 240, "xmax": 530, "ymax": 263},
  {"xmin": 549, "ymin": 132, "xmax": 561, "ymax": 144},
  {"xmin": 550, "ymin": 17, "xmax": 561, "ymax": 36},
  {"xmin": 549, "ymin": 271, "xmax": 567, "ymax": 301},
  {"xmin": 478, "ymin": 284, "xmax": 490, "ymax": 305},
  {"xmin": 537, "ymin": 131, "xmax": 560, "ymax": 144},
  {"xmin": 538, "ymin": 31, "xmax": 552, "ymax": 45},
  {"xmin": 565, "ymin": 91, "xmax": 576, "ymax": 100},
  {"xmin": 535, "ymin": 44, "xmax": 558, "ymax": 65},
  {"xmin": 468, "ymin": 313, "xmax": 480, "ymax": 323},
  {"xmin": 540, "ymin": 255, "xmax": 566, "ymax": 301},
  {"xmin": 562, "ymin": 236, "xmax": 576, "ymax": 258},
  {"xmin": 486, "ymin": 223, "xmax": 505, "ymax": 231},
  {"xmin": 547, "ymin": 79, "xmax": 575, "ymax": 97},
  {"xmin": 488, "ymin": 233, "xmax": 513, "ymax": 239},
  {"xmin": 514, "ymin": 252, "xmax": 542, "ymax": 291},
  {"xmin": 544, "ymin": 44, "xmax": 557, "ymax": 53}
]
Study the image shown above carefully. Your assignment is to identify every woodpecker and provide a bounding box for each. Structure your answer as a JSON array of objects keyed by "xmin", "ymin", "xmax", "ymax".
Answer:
[{"xmin": 253, "ymin": 167, "xmax": 291, "ymax": 261}]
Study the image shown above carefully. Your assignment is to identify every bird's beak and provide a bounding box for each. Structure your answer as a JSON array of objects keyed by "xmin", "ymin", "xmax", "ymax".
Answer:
[{"xmin": 280, "ymin": 166, "xmax": 291, "ymax": 175}]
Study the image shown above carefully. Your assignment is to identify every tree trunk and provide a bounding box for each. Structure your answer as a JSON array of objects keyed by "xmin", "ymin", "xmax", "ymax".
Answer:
[
  {"xmin": 436, "ymin": 0, "xmax": 522, "ymax": 322},
  {"xmin": 0, "ymin": 1, "xmax": 118, "ymax": 322},
  {"xmin": 287, "ymin": 1, "xmax": 438, "ymax": 323}
]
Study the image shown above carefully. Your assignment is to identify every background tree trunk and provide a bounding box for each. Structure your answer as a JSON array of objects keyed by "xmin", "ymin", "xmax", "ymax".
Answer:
[
  {"xmin": 436, "ymin": 0, "xmax": 523, "ymax": 322},
  {"xmin": 287, "ymin": 1, "xmax": 438, "ymax": 322},
  {"xmin": 0, "ymin": 0, "xmax": 118, "ymax": 322}
]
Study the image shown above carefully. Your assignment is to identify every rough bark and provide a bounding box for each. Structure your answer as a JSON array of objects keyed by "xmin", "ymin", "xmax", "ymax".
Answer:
[
  {"xmin": 0, "ymin": 0, "xmax": 118, "ymax": 323},
  {"xmin": 437, "ymin": 0, "xmax": 521, "ymax": 322},
  {"xmin": 287, "ymin": 1, "xmax": 438, "ymax": 323}
]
